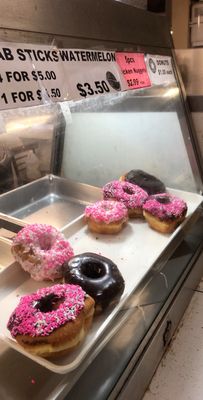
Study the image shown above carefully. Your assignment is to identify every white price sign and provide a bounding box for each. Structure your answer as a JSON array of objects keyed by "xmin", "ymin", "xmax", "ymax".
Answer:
[
  {"xmin": 0, "ymin": 43, "xmax": 177, "ymax": 111},
  {"xmin": 146, "ymin": 54, "xmax": 175, "ymax": 85},
  {"xmin": 61, "ymin": 49, "xmax": 127, "ymax": 100},
  {"xmin": 0, "ymin": 43, "xmax": 67, "ymax": 109}
]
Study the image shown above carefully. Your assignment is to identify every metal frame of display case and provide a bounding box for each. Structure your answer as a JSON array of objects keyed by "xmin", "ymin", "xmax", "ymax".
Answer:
[
  {"xmin": 172, "ymin": 49, "xmax": 203, "ymax": 192},
  {"xmin": 0, "ymin": 1, "xmax": 202, "ymax": 400}
]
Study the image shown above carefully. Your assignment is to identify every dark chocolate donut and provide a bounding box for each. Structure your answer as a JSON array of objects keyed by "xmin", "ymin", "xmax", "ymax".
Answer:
[
  {"xmin": 124, "ymin": 169, "xmax": 165, "ymax": 195},
  {"xmin": 62, "ymin": 252, "xmax": 125, "ymax": 311}
]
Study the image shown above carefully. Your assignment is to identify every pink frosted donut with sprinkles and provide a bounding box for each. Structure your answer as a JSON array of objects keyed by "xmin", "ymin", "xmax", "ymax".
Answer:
[
  {"xmin": 143, "ymin": 193, "xmax": 187, "ymax": 234},
  {"xmin": 11, "ymin": 223, "xmax": 74, "ymax": 281},
  {"xmin": 7, "ymin": 283, "xmax": 95, "ymax": 357},
  {"xmin": 103, "ymin": 180, "xmax": 148, "ymax": 218},
  {"xmin": 84, "ymin": 200, "xmax": 128, "ymax": 234}
]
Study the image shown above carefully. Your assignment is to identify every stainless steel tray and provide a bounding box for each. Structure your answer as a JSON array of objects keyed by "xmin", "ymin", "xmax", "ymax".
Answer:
[
  {"xmin": 0, "ymin": 179, "xmax": 202, "ymax": 374},
  {"xmin": 0, "ymin": 174, "xmax": 101, "ymax": 229}
]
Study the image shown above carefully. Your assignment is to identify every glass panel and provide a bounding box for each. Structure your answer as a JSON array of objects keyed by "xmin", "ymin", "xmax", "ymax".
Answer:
[
  {"xmin": 61, "ymin": 84, "xmax": 198, "ymax": 193},
  {"xmin": 0, "ymin": 103, "xmax": 63, "ymax": 194}
]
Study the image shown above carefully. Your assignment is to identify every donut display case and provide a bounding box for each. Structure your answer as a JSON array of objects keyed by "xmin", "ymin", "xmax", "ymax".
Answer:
[{"xmin": 0, "ymin": 1, "xmax": 202, "ymax": 400}]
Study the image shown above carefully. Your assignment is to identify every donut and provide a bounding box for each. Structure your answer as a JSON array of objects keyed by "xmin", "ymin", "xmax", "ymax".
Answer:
[
  {"xmin": 11, "ymin": 224, "xmax": 74, "ymax": 281},
  {"xmin": 143, "ymin": 193, "xmax": 187, "ymax": 233},
  {"xmin": 84, "ymin": 200, "xmax": 128, "ymax": 234},
  {"xmin": 7, "ymin": 283, "xmax": 95, "ymax": 358},
  {"xmin": 103, "ymin": 180, "xmax": 148, "ymax": 218},
  {"xmin": 63, "ymin": 252, "xmax": 125, "ymax": 312},
  {"xmin": 120, "ymin": 169, "xmax": 166, "ymax": 195}
]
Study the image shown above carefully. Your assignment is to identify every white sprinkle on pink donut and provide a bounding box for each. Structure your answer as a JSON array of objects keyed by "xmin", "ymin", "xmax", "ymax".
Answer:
[
  {"xmin": 103, "ymin": 180, "xmax": 148, "ymax": 209},
  {"xmin": 7, "ymin": 284, "xmax": 85, "ymax": 337},
  {"xmin": 85, "ymin": 200, "xmax": 128, "ymax": 224},
  {"xmin": 143, "ymin": 193, "xmax": 187, "ymax": 220},
  {"xmin": 12, "ymin": 224, "xmax": 74, "ymax": 281}
]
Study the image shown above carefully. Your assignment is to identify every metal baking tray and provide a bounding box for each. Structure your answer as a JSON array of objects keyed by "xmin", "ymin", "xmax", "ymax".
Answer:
[
  {"xmin": 0, "ymin": 174, "xmax": 101, "ymax": 229},
  {"xmin": 0, "ymin": 179, "xmax": 202, "ymax": 374}
]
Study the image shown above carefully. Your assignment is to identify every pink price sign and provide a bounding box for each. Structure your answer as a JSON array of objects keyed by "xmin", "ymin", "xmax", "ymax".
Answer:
[{"xmin": 116, "ymin": 52, "xmax": 151, "ymax": 90}]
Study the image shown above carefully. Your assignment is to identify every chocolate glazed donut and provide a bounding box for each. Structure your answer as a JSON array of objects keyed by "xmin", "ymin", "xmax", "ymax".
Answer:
[
  {"xmin": 124, "ymin": 169, "xmax": 166, "ymax": 195},
  {"xmin": 62, "ymin": 253, "xmax": 125, "ymax": 311}
]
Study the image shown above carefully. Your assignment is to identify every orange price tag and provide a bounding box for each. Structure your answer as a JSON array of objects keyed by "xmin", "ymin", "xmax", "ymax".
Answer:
[{"xmin": 116, "ymin": 52, "xmax": 151, "ymax": 90}]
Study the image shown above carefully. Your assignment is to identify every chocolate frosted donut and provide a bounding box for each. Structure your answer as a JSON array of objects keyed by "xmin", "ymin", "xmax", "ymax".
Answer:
[
  {"xmin": 122, "ymin": 169, "xmax": 166, "ymax": 195},
  {"xmin": 63, "ymin": 252, "xmax": 125, "ymax": 311},
  {"xmin": 143, "ymin": 193, "xmax": 187, "ymax": 233}
]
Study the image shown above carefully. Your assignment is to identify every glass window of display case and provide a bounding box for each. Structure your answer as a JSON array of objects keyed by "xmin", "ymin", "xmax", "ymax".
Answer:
[
  {"xmin": 61, "ymin": 82, "xmax": 202, "ymax": 194},
  {"xmin": 0, "ymin": 103, "xmax": 65, "ymax": 194}
]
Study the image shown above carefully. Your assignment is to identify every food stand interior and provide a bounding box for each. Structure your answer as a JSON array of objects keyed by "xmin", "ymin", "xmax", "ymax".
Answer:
[{"xmin": 0, "ymin": 1, "xmax": 202, "ymax": 400}]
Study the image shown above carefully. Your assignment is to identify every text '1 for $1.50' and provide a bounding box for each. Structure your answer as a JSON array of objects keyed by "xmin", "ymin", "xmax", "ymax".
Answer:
[{"xmin": 0, "ymin": 88, "xmax": 61, "ymax": 105}]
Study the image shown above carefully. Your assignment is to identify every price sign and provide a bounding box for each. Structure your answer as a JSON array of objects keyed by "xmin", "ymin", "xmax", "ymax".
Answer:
[
  {"xmin": 61, "ymin": 49, "xmax": 127, "ymax": 100},
  {"xmin": 116, "ymin": 52, "xmax": 151, "ymax": 90},
  {"xmin": 146, "ymin": 54, "xmax": 175, "ymax": 85},
  {"xmin": 0, "ymin": 43, "xmax": 67, "ymax": 109},
  {"xmin": 0, "ymin": 43, "xmax": 177, "ymax": 111}
]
